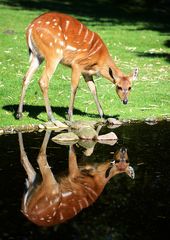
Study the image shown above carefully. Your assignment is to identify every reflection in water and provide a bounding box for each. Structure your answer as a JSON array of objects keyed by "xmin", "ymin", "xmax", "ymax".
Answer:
[{"xmin": 18, "ymin": 131, "xmax": 134, "ymax": 227}]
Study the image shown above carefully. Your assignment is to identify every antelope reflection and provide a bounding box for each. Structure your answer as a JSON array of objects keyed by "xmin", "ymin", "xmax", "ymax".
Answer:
[{"xmin": 18, "ymin": 131, "xmax": 134, "ymax": 227}]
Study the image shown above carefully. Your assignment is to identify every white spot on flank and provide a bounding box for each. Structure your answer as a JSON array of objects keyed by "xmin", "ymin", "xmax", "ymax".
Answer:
[
  {"xmin": 60, "ymin": 41, "xmax": 64, "ymax": 46},
  {"xmin": 89, "ymin": 39, "xmax": 99, "ymax": 53},
  {"xmin": 52, "ymin": 189, "xmax": 57, "ymax": 195},
  {"xmin": 73, "ymin": 206, "xmax": 77, "ymax": 215},
  {"xmin": 59, "ymin": 211, "xmax": 64, "ymax": 220},
  {"xmin": 54, "ymin": 22, "xmax": 57, "ymax": 26},
  {"xmin": 65, "ymin": 20, "xmax": 70, "ymax": 31},
  {"xmin": 58, "ymin": 32, "xmax": 61, "ymax": 37},
  {"xmin": 53, "ymin": 211, "xmax": 56, "ymax": 216},
  {"xmin": 30, "ymin": 24, "xmax": 34, "ymax": 28},
  {"xmin": 88, "ymin": 192, "xmax": 95, "ymax": 202},
  {"xmin": 58, "ymin": 26, "xmax": 62, "ymax": 31},
  {"xmin": 59, "ymin": 202, "xmax": 67, "ymax": 208},
  {"xmin": 66, "ymin": 45, "xmax": 77, "ymax": 51},
  {"xmin": 40, "ymin": 217, "xmax": 45, "ymax": 221},
  {"xmin": 78, "ymin": 201, "xmax": 83, "ymax": 210},
  {"xmin": 53, "ymin": 19, "xmax": 57, "ymax": 22},
  {"xmin": 56, "ymin": 48, "xmax": 62, "ymax": 54},
  {"xmin": 89, "ymin": 32, "xmax": 94, "ymax": 44},
  {"xmin": 85, "ymin": 185, "xmax": 98, "ymax": 197},
  {"xmin": 40, "ymin": 33, "xmax": 43, "ymax": 38},
  {"xmin": 89, "ymin": 43, "xmax": 103, "ymax": 56},
  {"xmin": 45, "ymin": 196, "xmax": 49, "ymax": 202},
  {"xmin": 46, "ymin": 21, "xmax": 50, "ymax": 25},
  {"xmin": 78, "ymin": 23, "xmax": 83, "ymax": 35},
  {"xmin": 37, "ymin": 21, "xmax": 41, "ymax": 24},
  {"xmin": 49, "ymin": 42, "xmax": 53, "ymax": 47},
  {"xmin": 62, "ymin": 191, "xmax": 72, "ymax": 197},
  {"xmin": 83, "ymin": 197, "xmax": 89, "ymax": 207},
  {"xmin": 84, "ymin": 29, "xmax": 89, "ymax": 39},
  {"xmin": 64, "ymin": 35, "xmax": 68, "ymax": 40}
]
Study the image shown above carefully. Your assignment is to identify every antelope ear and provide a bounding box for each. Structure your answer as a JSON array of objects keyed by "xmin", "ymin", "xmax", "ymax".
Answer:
[{"xmin": 132, "ymin": 68, "xmax": 138, "ymax": 81}]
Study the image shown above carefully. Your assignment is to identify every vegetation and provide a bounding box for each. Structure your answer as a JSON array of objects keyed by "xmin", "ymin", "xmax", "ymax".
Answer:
[{"xmin": 0, "ymin": 0, "xmax": 170, "ymax": 127}]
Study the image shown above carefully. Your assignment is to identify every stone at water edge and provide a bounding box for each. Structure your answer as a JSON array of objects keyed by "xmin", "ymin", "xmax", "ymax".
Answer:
[
  {"xmin": 106, "ymin": 118, "xmax": 122, "ymax": 125},
  {"xmin": 97, "ymin": 132, "xmax": 118, "ymax": 140},
  {"xmin": 77, "ymin": 126, "xmax": 97, "ymax": 140},
  {"xmin": 71, "ymin": 120, "xmax": 97, "ymax": 130},
  {"xmin": 97, "ymin": 132, "xmax": 118, "ymax": 146},
  {"xmin": 44, "ymin": 121, "xmax": 68, "ymax": 130},
  {"xmin": 52, "ymin": 132, "xmax": 79, "ymax": 145}
]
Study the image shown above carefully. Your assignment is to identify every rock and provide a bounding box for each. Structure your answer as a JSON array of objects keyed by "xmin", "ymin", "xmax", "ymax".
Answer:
[
  {"xmin": 52, "ymin": 132, "xmax": 79, "ymax": 145},
  {"xmin": 145, "ymin": 118, "xmax": 157, "ymax": 125},
  {"xmin": 78, "ymin": 140, "xmax": 96, "ymax": 149},
  {"xmin": 38, "ymin": 124, "xmax": 45, "ymax": 129},
  {"xmin": 97, "ymin": 132, "xmax": 117, "ymax": 140},
  {"xmin": 77, "ymin": 126, "xmax": 97, "ymax": 140},
  {"xmin": 71, "ymin": 120, "xmax": 97, "ymax": 130},
  {"xmin": 0, "ymin": 130, "xmax": 4, "ymax": 135},
  {"xmin": 97, "ymin": 132, "xmax": 118, "ymax": 146},
  {"xmin": 107, "ymin": 118, "xmax": 122, "ymax": 126},
  {"xmin": 44, "ymin": 121, "xmax": 68, "ymax": 130},
  {"xmin": 78, "ymin": 140, "xmax": 96, "ymax": 157}
]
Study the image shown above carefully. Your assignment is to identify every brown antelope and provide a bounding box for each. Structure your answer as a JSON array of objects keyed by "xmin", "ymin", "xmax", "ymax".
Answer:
[
  {"xmin": 18, "ymin": 131, "xmax": 134, "ymax": 227},
  {"xmin": 16, "ymin": 12, "xmax": 138, "ymax": 126}
]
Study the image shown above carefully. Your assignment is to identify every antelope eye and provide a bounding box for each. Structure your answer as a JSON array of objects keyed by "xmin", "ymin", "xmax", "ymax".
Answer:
[
  {"xmin": 115, "ymin": 159, "xmax": 129, "ymax": 163},
  {"xmin": 128, "ymin": 87, "xmax": 131, "ymax": 90},
  {"xmin": 117, "ymin": 86, "xmax": 122, "ymax": 90}
]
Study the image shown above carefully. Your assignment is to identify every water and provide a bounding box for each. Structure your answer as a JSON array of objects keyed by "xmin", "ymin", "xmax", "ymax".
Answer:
[{"xmin": 0, "ymin": 121, "xmax": 170, "ymax": 240}]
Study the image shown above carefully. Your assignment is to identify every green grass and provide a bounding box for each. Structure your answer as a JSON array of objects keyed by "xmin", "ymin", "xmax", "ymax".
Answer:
[{"xmin": 0, "ymin": 4, "xmax": 170, "ymax": 127}]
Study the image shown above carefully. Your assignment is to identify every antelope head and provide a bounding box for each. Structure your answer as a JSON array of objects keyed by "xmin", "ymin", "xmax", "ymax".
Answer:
[{"xmin": 115, "ymin": 68, "xmax": 138, "ymax": 105}]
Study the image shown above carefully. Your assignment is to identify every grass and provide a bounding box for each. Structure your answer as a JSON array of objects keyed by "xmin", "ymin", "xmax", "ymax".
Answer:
[{"xmin": 0, "ymin": 3, "xmax": 170, "ymax": 127}]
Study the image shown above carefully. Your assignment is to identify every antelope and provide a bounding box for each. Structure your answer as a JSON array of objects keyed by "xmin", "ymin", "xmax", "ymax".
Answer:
[
  {"xmin": 19, "ymin": 131, "xmax": 135, "ymax": 227},
  {"xmin": 16, "ymin": 12, "xmax": 138, "ymax": 126}
]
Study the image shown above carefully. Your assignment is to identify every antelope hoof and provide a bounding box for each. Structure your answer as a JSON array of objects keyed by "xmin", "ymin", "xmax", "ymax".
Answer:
[
  {"xmin": 16, "ymin": 112, "xmax": 23, "ymax": 119},
  {"xmin": 66, "ymin": 112, "xmax": 73, "ymax": 122}
]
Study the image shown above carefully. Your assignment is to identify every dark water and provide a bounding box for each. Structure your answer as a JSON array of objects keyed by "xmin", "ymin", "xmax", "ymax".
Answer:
[{"xmin": 0, "ymin": 121, "xmax": 170, "ymax": 240}]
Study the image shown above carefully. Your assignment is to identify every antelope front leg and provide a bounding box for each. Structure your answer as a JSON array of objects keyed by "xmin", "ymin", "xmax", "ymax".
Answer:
[
  {"xmin": 83, "ymin": 74, "xmax": 104, "ymax": 119},
  {"xmin": 18, "ymin": 132, "xmax": 36, "ymax": 184},
  {"xmin": 68, "ymin": 145, "xmax": 80, "ymax": 178},
  {"xmin": 37, "ymin": 131, "xmax": 58, "ymax": 186},
  {"xmin": 67, "ymin": 65, "xmax": 81, "ymax": 121}
]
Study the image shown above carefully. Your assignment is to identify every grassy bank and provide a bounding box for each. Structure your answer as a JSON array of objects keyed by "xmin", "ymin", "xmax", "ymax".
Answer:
[{"xmin": 0, "ymin": 3, "xmax": 170, "ymax": 127}]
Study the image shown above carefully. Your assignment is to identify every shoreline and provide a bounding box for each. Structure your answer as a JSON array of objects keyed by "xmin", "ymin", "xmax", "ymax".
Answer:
[{"xmin": 0, "ymin": 117, "xmax": 170, "ymax": 135}]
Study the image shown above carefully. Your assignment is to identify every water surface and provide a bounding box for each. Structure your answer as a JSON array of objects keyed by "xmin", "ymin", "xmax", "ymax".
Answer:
[{"xmin": 0, "ymin": 121, "xmax": 170, "ymax": 240}]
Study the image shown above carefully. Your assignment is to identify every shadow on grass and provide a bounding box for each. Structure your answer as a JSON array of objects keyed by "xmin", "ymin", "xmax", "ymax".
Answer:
[
  {"xmin": 2, "ymin": 0, "xmax": 170, "ymax": 64},
  {"xmin": 135, "ymin": 36, "xmax": 170, "ymax": 63},
  {"xmin": 136, "ymin": 52, "xmax": 170, "ymax": 63},
  {"xmin": 1, "ymin": 0, "xmax": 170, "ymax": 26},
  {"xmin": 3, "ymin": 104, "xmax": 119, "ymax": 122}
]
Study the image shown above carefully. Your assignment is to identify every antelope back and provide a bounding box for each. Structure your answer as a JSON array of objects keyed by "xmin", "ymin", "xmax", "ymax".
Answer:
[{"xmin": 27, "ymin": 12, "xmax": 107, "ymax": 67}]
